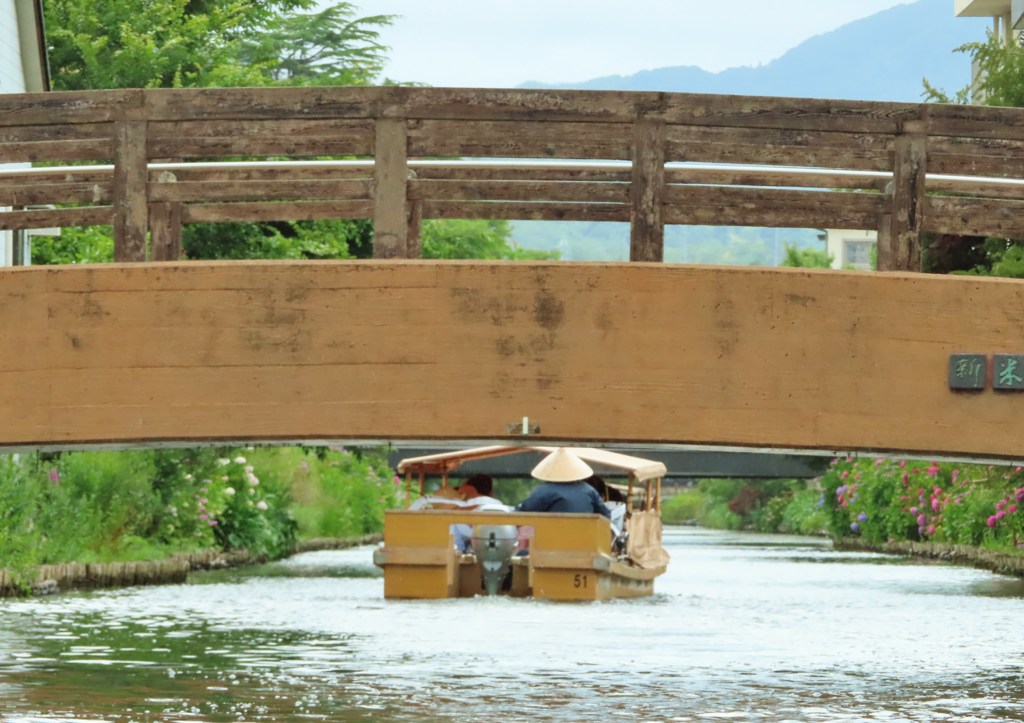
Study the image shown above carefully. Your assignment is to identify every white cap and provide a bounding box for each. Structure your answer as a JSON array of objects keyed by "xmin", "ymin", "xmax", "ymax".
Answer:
[{"xmin": 531, "ymin": 448, "xmax": 594, "ymax": 483}]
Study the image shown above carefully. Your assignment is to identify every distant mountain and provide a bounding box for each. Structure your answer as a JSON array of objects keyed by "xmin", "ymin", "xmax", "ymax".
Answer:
[
  {"xmin": 510, "ymin": 0, "xmax": 990, "ymax": 262},
  {"xmin": 520, "ymin": 0, "xmax": 988, "ymax": 103}
]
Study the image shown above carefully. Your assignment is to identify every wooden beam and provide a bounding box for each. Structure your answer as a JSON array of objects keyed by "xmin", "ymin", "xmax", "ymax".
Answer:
[
  {"xmin": 112, "ymin": 119, "xmax": 149, "ymax": 262},
  {"xmin": 3, "ymin": 261, "xmax": 1024, "ymax": 461},
  {"xmin": 887, "ymin": 134, "xmax": 926, "ymax": 272},
  {"xmin": 630, "ymin": 118, "xmax": 665, "ymax": 262},
  {"xmin": 373, "ymin": 118, "xmax": 409, "ymax": 259}
]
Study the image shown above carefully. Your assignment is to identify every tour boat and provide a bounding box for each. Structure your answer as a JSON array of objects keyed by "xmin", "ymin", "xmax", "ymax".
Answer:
[{"xmin": 372, "ymin": 445, "xmax": 670, "ymax": 601}]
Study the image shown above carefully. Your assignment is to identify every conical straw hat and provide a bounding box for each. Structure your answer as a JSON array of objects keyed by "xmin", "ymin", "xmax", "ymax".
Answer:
[{"xmin": 531, "ymin": 448, "xmax": 594, "ymax": 483}]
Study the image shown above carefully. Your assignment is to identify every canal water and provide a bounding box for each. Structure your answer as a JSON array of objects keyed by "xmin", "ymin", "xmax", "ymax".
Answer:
[{"xmin": 2, "ymin": 527, "xmax": 1024, "ymax": 722}]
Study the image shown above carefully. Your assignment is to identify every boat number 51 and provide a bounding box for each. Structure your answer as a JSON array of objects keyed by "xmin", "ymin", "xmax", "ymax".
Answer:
[{"xmin": 573, "ymin": 574, "xmax": 588, "ymax": 589}]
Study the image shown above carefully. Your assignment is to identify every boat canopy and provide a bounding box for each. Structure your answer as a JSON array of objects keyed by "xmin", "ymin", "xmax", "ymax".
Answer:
[{"xmin": 395, "ymin": 445, "xmax": 667, "ymax": 483}]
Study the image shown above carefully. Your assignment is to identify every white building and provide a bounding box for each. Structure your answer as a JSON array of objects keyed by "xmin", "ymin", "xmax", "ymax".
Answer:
[
  {"xmin": 822, "ymin": 228, "xmax": 876, "ymax": 271},
  {"xmin": 1, "ymin": 0, "xmax": 49, "ymax": 266}
]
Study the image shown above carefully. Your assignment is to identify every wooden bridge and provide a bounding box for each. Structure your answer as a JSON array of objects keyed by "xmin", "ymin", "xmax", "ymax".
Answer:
[{"xmin": 1, "ymin": 86, "xmax": 1023, "ymax": 460}]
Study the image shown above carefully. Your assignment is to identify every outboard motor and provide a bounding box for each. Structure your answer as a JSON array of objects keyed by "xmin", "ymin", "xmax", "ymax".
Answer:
[{"xmin": 470, "ymin": 524, "xmax": 518, "ymax": 596}]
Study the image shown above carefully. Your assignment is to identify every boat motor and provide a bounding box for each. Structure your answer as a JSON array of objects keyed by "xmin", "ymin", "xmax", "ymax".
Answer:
[{"xmin": 470, "ymin": 524, "xmax": 517, "ymax": 596}]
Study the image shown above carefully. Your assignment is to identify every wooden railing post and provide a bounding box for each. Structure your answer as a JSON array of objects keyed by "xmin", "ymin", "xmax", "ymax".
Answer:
[
  {"xmin": 373, "ymin": 118, "xmax": 409, "ymax": 259},
  {"xmin": 886, "ymin": 133, "xmax": 926, "ymax": 272},
  {"xmin": 112, "ymin": 116, "xmax": 149, "ymax": 262},
  {"xmin": 630, "ymin": 118, "xmax": 666, "ymax": 262}
]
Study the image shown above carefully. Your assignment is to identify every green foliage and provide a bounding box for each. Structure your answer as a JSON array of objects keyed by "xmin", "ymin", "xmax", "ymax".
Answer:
[
  {"xmin": 781, "ymin": 244, "xmax": 833, "ymax": 269},
  {"xmin": 925, "ymin": 33, "xmax": 1024, "ymax": 108},
  {"xmin": 31, "ymin": 226, "xmax": 115, "ymax": 265},
  {"xmin": 44, "ymin": 0, "xmax": 312, "ymax": 90},
  {"xmin": 235, "ymin": 4, "xmax": 395, "ymax": 86},
  {"xmin": 661, "ymin": 488, "xmax": 706, "ymax": 524},
  {"xmin": 0, "ymin": 445, "xmax": 401, "ymax": 575},
  {"xmin": 182, "ymin": 220, "xmax": 364, "ymax": 260},
  {"xmin": 819, "ymin": 456, "xmax": 1024, "ymax": 551},
  {"xmin": 421, "ymin": 219, "xmax": 558, "ymax": 260},
  {"xmin": 286, "ymin": 447, "xmax": 400, "ymax": 539}
]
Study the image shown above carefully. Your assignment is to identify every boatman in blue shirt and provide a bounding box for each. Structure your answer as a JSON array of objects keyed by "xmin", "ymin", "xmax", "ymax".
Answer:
[{"xmin": 515, "ymin": 448, "xmax": 612, "ymax": 518}]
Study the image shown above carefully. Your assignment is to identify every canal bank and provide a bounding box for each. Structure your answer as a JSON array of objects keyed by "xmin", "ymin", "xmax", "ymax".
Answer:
[{"xmin": 0, "ymin": 534, "xmax": 382, "ymax": 598}]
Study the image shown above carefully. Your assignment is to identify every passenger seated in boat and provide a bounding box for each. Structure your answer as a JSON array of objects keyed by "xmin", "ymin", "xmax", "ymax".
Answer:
[
  {"xmin": 458, "ymin": 474, "xmax": 511, "ymax": 512},
  {"xmin": 452, "ymin": 474, "xmax": 511, "ymax": 552},
  {"xmin": 408, "ymin": 483, "xmax": 466, "ymax": 510},
  {"xmin": 515, "ymin": 449, "xmax": 611, "ymax": 518},
  {"xmin": 585, "ymin": 474, "xmax": 626, "ymax": 536}
]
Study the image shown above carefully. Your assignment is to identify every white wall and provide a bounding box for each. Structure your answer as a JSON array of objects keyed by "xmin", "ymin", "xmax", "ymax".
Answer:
[{"xmin": 1, "ymin": 0, "xmax": 30, "ymax": 265}]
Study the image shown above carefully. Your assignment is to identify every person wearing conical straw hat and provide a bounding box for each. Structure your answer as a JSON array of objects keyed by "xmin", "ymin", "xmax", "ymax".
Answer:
[{"xmin": 515, "ymin": 448, "xmax": 612, "ymax": 517}]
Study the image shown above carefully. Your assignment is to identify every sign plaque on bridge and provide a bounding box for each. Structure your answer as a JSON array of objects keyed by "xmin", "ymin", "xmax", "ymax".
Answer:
[
  {"xmin": 948, "ymin": 354, "xmax": 986, "ymax": 390},
  {"xmin": 993, "ymin": 354, "xmax": 1024, "ymax": 391}
]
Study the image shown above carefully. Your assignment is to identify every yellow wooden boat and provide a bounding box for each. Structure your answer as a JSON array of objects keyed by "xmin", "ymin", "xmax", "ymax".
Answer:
[{"xmin": 372, "ymin": 446, "xmax": 670, "ymax": 601}]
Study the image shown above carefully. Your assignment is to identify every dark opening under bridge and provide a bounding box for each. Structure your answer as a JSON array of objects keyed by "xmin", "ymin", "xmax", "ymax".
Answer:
[{"xmin": 1, "ymin": 86, "xmax": 1023, "ymax": 463}]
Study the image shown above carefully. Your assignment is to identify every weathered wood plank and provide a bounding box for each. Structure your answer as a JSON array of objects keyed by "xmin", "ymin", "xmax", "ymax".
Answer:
[
  {"xmin": 421, "ymin": 201, "xmax": 629, "ymax": 222},
  {"xmin": 924, "ymin": 196, "xmax": 1024, "ymax": 238},
  {"xmin": 0, "ymin": 139, "xmax": 113, "ymax": 163},
  {"xmin": 0, "ymin": 89, "xmax": 142, "ymax": 126},
  {"xmin": 112, "ymin": 120, "xmax": 149, "ymax": 262},
  {"xmin": 886, "ymin": 134, "xmax": 926, "ymax": 272},
  {"xmin": 408, "ymin": 120, "xmax": 632, "ymax": 159},
  {"xmin": 409, "ymin": 179, "xmax": 628, "ymax": 203},
  {"xmin": 0, "ymin": 206, "xmax": 113, "ymax": 230},
  {"xmin": 662, "ymin": 186, "xmax": 884, "ymax": 229},
  {"xmin": 0, "ymin": 181, "xmax": 112, "ymax": 206},
  {"xmin": 180, "ymin": 200, "xmax": 374, "ymax": 224},
  {"xmin": 373, "ymin": 118, "xmax": 409, "ymax": 259},
  {"xmin": 149, "ymin": 202, "xmax": 182, "ymax": 262},
  {"xmin": 148, "ymin": 118, "xmax": 374, "ymax": 159},
  {"xmin": 630, "ymin": 118, "xmax": 665, "ymax": 262},
  {"xmin": 411, "ymin": 165, "xmax": 632, "ymax": 182},
  {"xmin": 149, "ymin": 179, "xmax": 373, "ymax": 203},
  {"xmin": 665, "ymin": 168, "xmax": 890, "ymax": 191},
  {"xmin": 665, "ymin": 125, "xmax": 893, "ymax": 171}
]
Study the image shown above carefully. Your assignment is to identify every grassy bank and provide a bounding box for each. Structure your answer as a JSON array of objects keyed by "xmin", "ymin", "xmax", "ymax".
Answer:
[
  {"xmin": 0, "ymin": 446, "xmax": 400, "ymax": 592},
  {"xmin": 662, "ymin": 457, "xmax": 1024, "ymax": 572}
]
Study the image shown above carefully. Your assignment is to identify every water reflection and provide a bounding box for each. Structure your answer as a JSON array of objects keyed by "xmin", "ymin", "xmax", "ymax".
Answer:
[{"xmin": 1, "ymin": 528, "xmax": 1023, "ymax": 720}]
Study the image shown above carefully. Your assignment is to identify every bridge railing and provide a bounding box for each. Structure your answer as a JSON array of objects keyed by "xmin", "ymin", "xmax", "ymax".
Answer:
[{"xmin": 1, "ymin": 86, "xmax": 1023, "ymax": 269}]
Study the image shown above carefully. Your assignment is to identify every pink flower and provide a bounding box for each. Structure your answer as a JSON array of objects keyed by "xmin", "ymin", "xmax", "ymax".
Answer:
[
  {"xmin": 917, "ymin": 514, "xmax": 926, "ymax": 526},
  {"xmin": 208, "ymin": 519, "xmax": 218, "ymax": 526},
  {"xmin": 931, "ymin": 498, "xmax": 940, "ymax": 512},
  {"xmin": 926, "ymin": 525, "xmax": 935, "ymax": 535},
  {"xmin": 875, "ymin": 458, "xmax": 886, "ymax": 467},
  {"xmin": 840, "ymin": 471, "xmax": 849, "ymax": 480},
  {"xmin": 1010, "ymin": 504, "xmax": 1019, "ymax": 513},
  {"xmin": 927, "ymin": 462, "xmax": 941, "ymax": 477},
  {"xmin": 987, "ymin": 516, "xmax": 997, "ymax": 528},
  {"xmin": 899, "ymin": 460, "xmax": 907, "ymax": 469}
]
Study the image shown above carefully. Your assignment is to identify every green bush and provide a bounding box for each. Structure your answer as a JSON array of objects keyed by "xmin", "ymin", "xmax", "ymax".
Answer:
[{"xmin": 661, "ymin": 488, "xmax": 705, "ymax": 524}]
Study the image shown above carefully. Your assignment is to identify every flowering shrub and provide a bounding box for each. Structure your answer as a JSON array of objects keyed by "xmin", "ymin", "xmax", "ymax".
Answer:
[
  {"xmin": 820, "ymin": 457, "xmax": 1024, "ymax": 550},
  {"xmin": 0, "ymin": 445, "xmax": 400, "ymax": 573}
]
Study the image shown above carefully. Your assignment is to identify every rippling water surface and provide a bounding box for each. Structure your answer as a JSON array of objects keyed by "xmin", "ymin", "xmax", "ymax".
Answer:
[{"xmin": 2, "ymin": 527, "xmax": 1024, "ymax": 721}]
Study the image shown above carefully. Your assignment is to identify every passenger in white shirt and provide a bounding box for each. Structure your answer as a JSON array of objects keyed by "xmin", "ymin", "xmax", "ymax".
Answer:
[{"xmin": 452, "ymin": 474, "xmax": 510, "ymax": 551}]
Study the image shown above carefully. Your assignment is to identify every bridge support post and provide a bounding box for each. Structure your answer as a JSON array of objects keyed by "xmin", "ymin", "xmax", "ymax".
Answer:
[
  {"xmin": 630, "ymin": 118, "xmax": 666, "ymax": 262},
  {"xmin": 373, "ymin": 118, "xmax": 410, "ymax": 259},
  {"xmin": 884, "ymin": 133, "xmax": 926, "ymax": 272},
  {"xmin": 113, "ymin": 117, "xmax": 149, "ymax": 262},
  {"xmin": 149, "ymin": 201, "xmax": 182, "ymax": 261}
]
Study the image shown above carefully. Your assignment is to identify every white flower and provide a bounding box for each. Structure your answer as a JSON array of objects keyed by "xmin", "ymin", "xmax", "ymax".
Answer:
[
  {"xmin": 256, "ymin": 500, "xmax": 269, "ymax": 511},
  {"xmin": 246, "ymin": 473, "xmax": 260, "ymax": 487},
  {"xmin": 234, "ymin": 456, "xmax": 247, "ymax": 465},
  {"xmin": 184, "ymin": 473, "xmax": 194, "ymax": 482},
  {"xmin": 225, "ymin": 487, "xmax": 235, "ymax": 496},
  {"xmin": 217, "ymin": 458, "xmax": 230, "ymax": 466}
]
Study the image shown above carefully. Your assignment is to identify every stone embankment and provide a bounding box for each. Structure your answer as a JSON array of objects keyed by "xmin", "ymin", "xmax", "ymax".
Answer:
[
  {"xmin": 836, "ymin": 538, "xmax": 1024, "ymax": 578},
  {"xmin": 1, "ymin": 534, "xmax": 383, "ymax": 597}
]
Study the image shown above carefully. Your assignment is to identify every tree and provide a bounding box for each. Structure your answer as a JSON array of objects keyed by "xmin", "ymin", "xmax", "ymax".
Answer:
[
  {"xmin": 781, "ymin": 244, "xmax": 832, "ymax": 269},
  {"xmin": 922, "ymin": 33, "xmax": 1024, "ymax": 278},
  {"xmin": 924, "ymin": 33, "xmax": 1024, "ymax": 107},
  {"xmin": 421, "ymin": 220, "xmax": 557, "ymax": 260},
  {"xmin": 43, "ymin": 0, "xmax": 313, "ymax": 90},
  {"xmin": 236, "ymin": 4, "xmax": 395, "ymax": 86}
]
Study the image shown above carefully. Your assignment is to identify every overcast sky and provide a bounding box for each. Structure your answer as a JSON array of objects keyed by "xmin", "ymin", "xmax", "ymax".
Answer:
[{"xmin": 347, "ymin": 0, "xmax": 919, "ymax": 88}]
